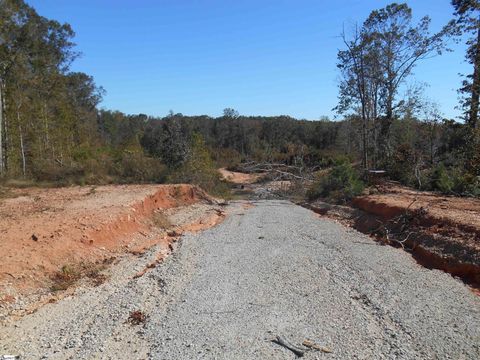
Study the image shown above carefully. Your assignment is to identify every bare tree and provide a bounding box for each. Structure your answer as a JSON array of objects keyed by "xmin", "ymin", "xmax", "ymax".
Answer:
[
  {"xmin": 336, "ymin": 3, "xmax": 455, "ymax": 170},
  {"xmin": 336, "ymin": 24, "xmax": 383, "ymax": 171},
  {"xmin": 364, "ymin": 3, "xmax": 454, "ymax": 154}
]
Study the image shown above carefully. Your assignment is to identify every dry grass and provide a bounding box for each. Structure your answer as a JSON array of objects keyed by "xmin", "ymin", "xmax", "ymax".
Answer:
[
  {"xmin": 0, "ymin": 187, "xmax": 13, "ymax": 200},
  {"xmin": 84, "ymin": 262, "xmax": 108, "ymax": 286},
  {"xmin": 0, "ymin": 186, "xmax": 26, "ymax": 200},
  {"xmin": 50, "ymin": 262, "xmax": 108, "ymax": 291},
  {"xmin": 50, "ymin": 264, "xmax": 82, "ymax": 291},
  {"xmin": 152, "ymin": 211, "xmax": 173, "ymax": 229},
  {"xmin": 127, "ymin": 310, "xmax": 147, "ymax": 325}
]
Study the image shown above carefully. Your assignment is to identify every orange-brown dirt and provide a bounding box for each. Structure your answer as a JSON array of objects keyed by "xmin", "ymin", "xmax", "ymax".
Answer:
[
  {"xmin": 352, "ymin": 185, "xmax": 480, "ymax": 257},
  {"xmin": 218, "ymin": 168, "xmax": 265, "ymax": 184},
  {"xmin": 0, "ymin": 184, "xmax": 222, "ymax": 302},
  {"xmin": 353, "ymin": 185, "xmax": 480, "ymax": 235},
  {"xmin": 347, "ymin": 184, "xmax": 480, "ymax": 291}
]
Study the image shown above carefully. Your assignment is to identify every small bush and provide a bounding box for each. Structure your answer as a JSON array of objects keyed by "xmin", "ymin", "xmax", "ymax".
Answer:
[
  {"xmin": 424, "ymin": 164, "xmax": 480, "ymax": 196},
  {"xmin": 50, "ymin": 264, "xmax": 82, "ymax": 291},
  {"xmin": 430, "ymin": 163, "xmax": 454, "ymax": 193},
  {"xmin": 168, "ymin": 133, "xmax": 231, "ymax": 197},
  {"xmin": 119, "ymin": 151, "xmax": 167, "ymax": 183},
  {"xmin": 152, "ymin": 211, "xmax": 172, "ymax": 229},
  {"xmin": 307, "ymin": 163, "xmax": 364, "ymax": 203},
  {"xmin": 50, "ymin": 262, "xmax": 107, "ymax": 291},
  {"xmin": 388, "ymin": 144, "xmax": 418, "ymax": 187},
  {"xmin": 451, "ymin": 170, "xmax": 480, "ymax": 196}
]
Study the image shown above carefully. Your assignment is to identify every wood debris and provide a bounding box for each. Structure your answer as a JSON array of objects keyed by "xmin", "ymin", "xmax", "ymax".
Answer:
[
  {"xmin": 272, "ymin": 336, "xmax": 305, "ymax": 357},
  {"xmin": 302, "ymin": 339, "xmax": 332, "ymax": 353}
]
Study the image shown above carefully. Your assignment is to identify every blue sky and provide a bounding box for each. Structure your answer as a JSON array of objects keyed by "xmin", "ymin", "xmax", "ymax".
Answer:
[{"xmin": 28, "ymin": 0, "xmax": 468, "ymax": 120}]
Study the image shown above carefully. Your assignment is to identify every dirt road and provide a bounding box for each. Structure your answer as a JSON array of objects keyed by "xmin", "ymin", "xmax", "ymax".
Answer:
[{"xmin": 1, "ymin": 200, "xmax": 479, "ymax": 359}]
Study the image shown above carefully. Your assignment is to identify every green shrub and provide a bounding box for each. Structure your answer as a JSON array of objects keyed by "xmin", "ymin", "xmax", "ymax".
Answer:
[
  {"xmin": 119, "ymin": 152, "xmax": 168, "ymax": 183},
  {"xmin": 168, "ymin": 133, "xmax": 231, "ymax": 198},
  {"xmin": 31, "ymin": 160, "xmax": 85, "ymax": 184},
  {"xmin": 451, "ymin": 170, "xmax": 480, "ymax": 196},
  {"xmin": 388, "ymin": 144, "xmax": 418, "ymax": 187},
  {"xmin": 430, "ymin": 163, "xmax": 454, "ymax": 193},
  {"xmin": 307, "ymin": 163, "xmax": 364, "ymax": 203}
]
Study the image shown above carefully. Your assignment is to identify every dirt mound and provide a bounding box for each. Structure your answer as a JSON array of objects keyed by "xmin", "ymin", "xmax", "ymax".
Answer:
[
  {"xmin": 218, "ymin": 168, "xmax": 265, "ymax": 184},
  {"xmin": 0, "ymin": 184, "xmax": 218, "ymax": 304}
]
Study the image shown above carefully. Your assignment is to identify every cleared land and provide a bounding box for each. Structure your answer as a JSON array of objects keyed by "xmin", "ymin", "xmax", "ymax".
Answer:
[
  {"xmin": 0, "ymin": 184, "xmax": 224, "ymax": 320},
  {"xmin": 0, "ymin": 200, "xmax": 478, "ymax": 359}
]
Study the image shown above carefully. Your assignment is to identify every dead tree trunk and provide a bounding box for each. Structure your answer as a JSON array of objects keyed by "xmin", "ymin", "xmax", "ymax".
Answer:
[
  {"xmin": 20, "ymin": 127, "xmax": 26, "ymax": 177},
  {"xmin": 17, "ymin": 106, "xmax": 26, "ymax": 177},
  {"xmin": 469, "ymin": 24, "xmax": 480, "ymax": 129},
  {"xmin": 0, "ymin": 77, "xmax": 5, "ymax": 175}
]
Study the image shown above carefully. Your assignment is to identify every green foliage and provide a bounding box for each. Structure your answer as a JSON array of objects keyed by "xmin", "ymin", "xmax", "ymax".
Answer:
[
  {"xmin": 430, "ymin": 163, "xmax": 454, "ymax": 193},
  {"xmin": 168, "ymin": 134, "xmax": 230, "ymax": 197},
  {"xmin": 0, "ymin": 0, "xmax": 478, "ymax": 202},
  {"xmin": 449, "ymin": 170, "xmax": 480, "ymax": 196},
  {"xmin": 387, "ymin": 144, "xmax": 420, "ymax": 188},
  {"xmin": 425, "ymin": 163, "xmax": 480, "ymax": 196},
  {"xmin": 118, "ymin": 151, "xmax": 167, "ymax": 183},
  {"xmin": 307, "ymin": 163, "xmax": 364, "ymax": 203}
]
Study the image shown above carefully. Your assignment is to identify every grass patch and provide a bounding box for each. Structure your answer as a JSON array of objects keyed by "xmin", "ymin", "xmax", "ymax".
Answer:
[
  {"xmin": 152, "ymin": 211, "xmax": 173, "ymax": 229},
  {"xmin": 50, "ymin": 262, "xmax": 108, "ymax": 291},
  {"xmin": 307, "ymin": 163, "xmax": 364, "ymax": 203},
  {"xmin": 50, "ymin": 264, "xmax": 82, "ymax": 291},
  {"xmin": 0, "ymin": 187, "xmax": 14, "ymax": 200}
]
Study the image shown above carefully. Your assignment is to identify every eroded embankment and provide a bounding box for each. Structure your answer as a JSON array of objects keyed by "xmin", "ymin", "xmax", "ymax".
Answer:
[
  {"xmin": 304, "ymin": 197, "xmax": 480, "ymax": 292},
  {"xmin": 0, "ymin": 184, "xmax": 224, "ymax": 319}
]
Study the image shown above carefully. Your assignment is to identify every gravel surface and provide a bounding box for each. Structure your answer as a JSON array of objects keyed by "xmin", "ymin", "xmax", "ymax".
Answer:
[{"xmin": 1, "ymin": 200, "xmax": 479, "ymax": 359}]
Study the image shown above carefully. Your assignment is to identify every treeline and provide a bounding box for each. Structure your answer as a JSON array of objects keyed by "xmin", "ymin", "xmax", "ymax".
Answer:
[
  {"xmin": 333, "ymin": 1, "xmax": 480, "ymax": 195},
  {"xmin": 0, "ymin": 0, "xmax": 103, "ymax": 180},
  {"xmin": 0, "ymin": 0, "xmax": 479, "ymax": 196},
  {"xmin": 125, "ymin": 110, "xmax": 473, "ymax": 193}
]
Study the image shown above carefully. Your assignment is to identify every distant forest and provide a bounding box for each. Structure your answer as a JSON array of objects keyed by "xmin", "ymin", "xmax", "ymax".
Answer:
[{"xmin": 0, "ymin": 0, "xmax": 479, "ymax": 196}]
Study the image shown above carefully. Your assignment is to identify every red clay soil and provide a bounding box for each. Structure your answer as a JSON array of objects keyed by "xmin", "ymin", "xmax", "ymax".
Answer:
[
  {"xmin": 218, "ymin": 168, "xmax": 265, "ymax": 184},
  {"xmin": 0, "ymin": 184, "xmax": 213, "ymax": 298},
  {"xmin": 353, "ymin": 185, "xmax": 480, "ymax": 235},
  {"xmin": 351, "ymin": 184, "xmax": 480, "ymax": 290}
]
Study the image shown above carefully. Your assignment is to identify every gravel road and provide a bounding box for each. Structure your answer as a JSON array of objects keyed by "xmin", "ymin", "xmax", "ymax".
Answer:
[{"xmin": 1, "ymin": 200, "xmax": 479, "ymax": 359}]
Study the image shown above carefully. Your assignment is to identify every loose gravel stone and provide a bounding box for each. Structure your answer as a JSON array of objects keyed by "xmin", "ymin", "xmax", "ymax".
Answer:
[{"xmin": 0, "ymin": 200, "xmax": 479, "ymax": 359}]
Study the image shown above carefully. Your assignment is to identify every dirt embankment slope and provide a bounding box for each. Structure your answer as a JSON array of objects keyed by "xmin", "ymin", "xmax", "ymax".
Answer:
[
  {"xmin": 353, "ymin": 185, "xmax": 480, "ymax": 235},
  {"xmin": 1, "ymin": 200, "xmax": 478, "ymax": 359},
  {"xmin": 308, "ymin": 184, "xmax": 480, "ymax": 290},
  {"xmin": 221, "ymin": 167, "xmax": 480, "ymax": 290},
  {"xmin": 0, "ymin": 184, "xmax": 224, "ymax": 317}
]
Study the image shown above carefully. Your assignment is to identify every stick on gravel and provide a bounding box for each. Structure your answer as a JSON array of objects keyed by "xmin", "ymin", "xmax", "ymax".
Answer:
[
  {"xmin": 302, "ymin": 339, "xmax": 332, "ymax": 353},
  {"xmin": 272, "ymin": 336, "xmax": 305, "ymax": 357}
]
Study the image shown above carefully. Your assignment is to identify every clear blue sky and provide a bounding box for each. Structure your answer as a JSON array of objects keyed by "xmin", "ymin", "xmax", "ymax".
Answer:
[{"xmin": 28, "ymin": 0, "xmax": 468, "ymax": 120}]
